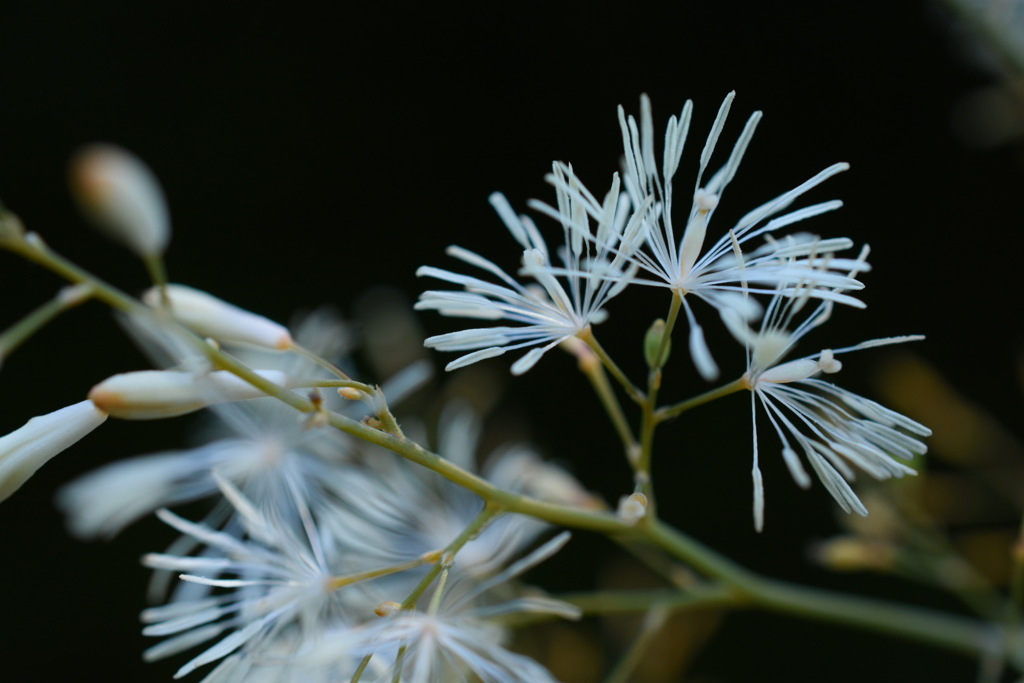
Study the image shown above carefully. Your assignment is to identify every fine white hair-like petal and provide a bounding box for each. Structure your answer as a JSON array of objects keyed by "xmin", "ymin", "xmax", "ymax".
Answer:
[
  {"xmin": 544, "ymin": 94, "xmax": 869, "ymax": 379},
  {"xmin": 417, "ymin": 167, "xmax": 641, "ymax": 374},
  {"xmin": 736, "ymin": 280, "xmax": 930, "ymax": 531},
  {"xmin": 353, "ymin": 533, "xmax": 575, "ymax": 683}
]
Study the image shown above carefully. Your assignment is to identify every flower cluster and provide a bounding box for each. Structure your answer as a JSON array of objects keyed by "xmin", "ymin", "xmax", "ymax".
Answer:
[
  {"xmin": 56, "ymin": 309, "xmax": 584, "ymax": 680},
  {"xmin": 0, "ymin": 147, "xmax": 585, "ymax": 681},
  {"xmin": 417, "ymin": 93, "xmax": 929, "ymax": 527},
  {"xmin": 0, "ymin": 92, "xmax": 934, "ymax": 681}
]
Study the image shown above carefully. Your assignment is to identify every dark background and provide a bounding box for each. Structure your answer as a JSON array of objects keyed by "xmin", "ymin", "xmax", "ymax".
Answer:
[{"xmin": 0, "ymin": 1, "xmax": 1020, "ymax": 680}]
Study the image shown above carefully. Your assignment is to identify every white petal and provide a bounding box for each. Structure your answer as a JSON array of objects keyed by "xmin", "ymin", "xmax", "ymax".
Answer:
[
  {"xmin": 0, "ymin": 400, "xmax": 107, "ymax": 502},
  {"xmin": 143, "ymin": 284, "xmax": 292, "ymax": 350},
  {"xmin": 89, "ymin": 369, "xmax": 291, "ymax": 420}
]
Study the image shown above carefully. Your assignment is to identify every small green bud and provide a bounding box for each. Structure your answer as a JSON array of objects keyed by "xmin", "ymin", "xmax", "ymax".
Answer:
[{"xmin": 644, "ymin": 318, "xmax": 670, "ymax": 368}]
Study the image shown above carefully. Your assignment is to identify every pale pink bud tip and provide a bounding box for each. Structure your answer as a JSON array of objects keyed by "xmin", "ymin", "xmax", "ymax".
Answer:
[
  {"xmin": 142, "ymin": 284, "xmax": 293, "ymax": 350},
  {"xmin": 89, "ymin": 369, "xmax": 290, "ymax": 420},
  {"xmin": 70, "ymin": 144, "xmax": 170, "ymax": 257},
  {"xmin": 0, "ymin": 400, "xmax": 107, "ymax": 502}
]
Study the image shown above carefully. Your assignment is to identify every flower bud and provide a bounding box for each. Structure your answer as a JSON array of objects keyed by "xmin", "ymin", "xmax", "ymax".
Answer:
[
  {"xmin": 374, "ymin": 601, "xmax": 401, "ymax": 617},
  {"xmin": 142, "ymin": 284, "xmax": 293, "ymax": 350},
  {"xmin": 616, "ymin": 492, "xmax": 648, "ymax": 525},
  {"xmin": 338, "ymin": 387, "xmax": 364, "ymax": 400},
  {"xmin": 0, "ymin": 400, "xmax": 108, "ymax": 502},
  {"xmin": 643, "ymin": 318, "xmax": 670, "ymax": 369},
  {"xmin": 69, "ymin": 144, "xmax": 170, "ymax": 257},
  {"xmin": 89, "ymin": 369, "xmax": 291, "ymax": 420}
]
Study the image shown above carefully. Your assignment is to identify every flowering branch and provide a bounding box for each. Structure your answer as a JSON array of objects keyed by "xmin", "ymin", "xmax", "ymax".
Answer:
[{"xmin": 0, "ymin": 91, "xmax": 1005, "ymax": 682}]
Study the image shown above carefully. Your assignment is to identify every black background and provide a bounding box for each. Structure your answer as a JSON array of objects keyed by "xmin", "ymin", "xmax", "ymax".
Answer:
[{"xmin": 0, "ymin": 1, "xmax": 1020, "ymax": 681}]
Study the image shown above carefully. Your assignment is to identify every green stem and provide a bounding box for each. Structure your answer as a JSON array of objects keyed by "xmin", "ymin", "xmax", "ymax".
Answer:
[
  {"xmin": 656, "ymin": 378, "xmax": 747, "ymax": 422},
  {"xmin": 575, "ymin": 344, "xmax": 640, "ymax": 467},
  {"xmin": 9, "ymin": 228, "xmax": 1014, "ymax": 670},
  {"xmin": 327, "ymin": 553, "xmax": 438, "ymax": 592},
  {"xmin": 290, "ymin": 341, "xmax": 353, "ymax": 380},
  {"xmin": 0, "ymin": 283, "xmax": 93, "ymax": 359},
  {"xmin": 349, "ymin": 655, "xmax": 373, "ymax": 683},
  {"xmin": 642, "ymin": 519, "xmax": 999, "ymax": 661},
  {"xmin": 636, "ymin": 389, "xmax": 657, "ymax": 502},
  {"xmin": 303, "ymin": 378, "xmax": 377, "ymax": 393},
  {"xmin": 578, "ymin": 327, "xmax": 644, "ymax": 404},
  {"xmin": 5, "ymin": 233, "xmax": 146, "ymax": 315},
  {"xmin": 3, "ymin": 234, "xmax": 630, "ymax": 533},
  {"xmin": 651, "ymin": 291, "xmax": 682, "ymax": 371},
  {"xmin": 559, "ymin": 584, "xmax": 734, "ymax": 616},
  {"xmin": 634, "ymin": 293, "xmax": 686, "ymax": 503},
  {"xmin": 143, "ymin": 253, "xmax": 169, "ymax": 294},
  {"xmin": 402, "ymin": 503, "xmax": 502, "ymax": 610}
]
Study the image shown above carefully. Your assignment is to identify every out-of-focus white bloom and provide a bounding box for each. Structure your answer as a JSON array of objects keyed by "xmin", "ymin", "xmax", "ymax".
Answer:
[
  {"xmin": 140, "ymin": 473, "xmax": 575, "ymax": 681},
  {"xmin": 141, "ymin": 477, "xmax": 350, "ymax": 680},
  {"xmin": 60, "ymin": 311, "xmax": 392, "ymax": 540},
  {"xmin": 57, "ymin": 403, "xmax": 348, "ymax": 538},
  {"xmin": 69, "ymin": 144, "xmax": 170, "ymax": 257},
  {"xmin": 142, "ymin": 284, "xmax": 293, "ymax": 350},
  {"xmin": 417, "ymin": 166, "xmax": 645, "ymax": 374},
  {"xmin": 0, "ymin": 400, "xmax": 107, "ymax": 502},
  {"xmin": 88, "ymin": 368, "xmax": 293, "ymax": 420},
  {"xmin": 352, "ymin": 532, "xmax": 577, "ymax": 683},
  {"xmin": 321, "ymin": 404, "xmax": 574, "ymax": 578},
  {"xmin": 607, "ymin": 94, "xmax": 868, "ymax": 379},
  {"xmin": 731, "ymin": 283, "xmax": 930, "ymax": 531}
]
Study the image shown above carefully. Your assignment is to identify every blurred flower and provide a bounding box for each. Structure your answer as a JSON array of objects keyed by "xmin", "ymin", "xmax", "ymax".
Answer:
[
  {"xmin": 69, "ymin": 144, "xmax": 170, "ymax": 258},
  {"xmin": 140, "ymin": 477, "xmax": 353, "ymax": 679},
  {"xmin": 351, "ymin": 532, "xmax": 578, "ymax": 683},
  {"xmin": 319, "ymin": 402, "xmax": 585, "ymax": 578},
  {"xmin": 58, "ymin": 399, "xmax": 350, "ymax": 539},
  {"xmin": 61, "ymin": 312, "xmax": 356, "ymax": 537}
]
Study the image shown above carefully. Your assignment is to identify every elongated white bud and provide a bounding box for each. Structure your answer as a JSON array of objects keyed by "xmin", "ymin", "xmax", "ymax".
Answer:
[
  {"xmin": 0, "ymin": 400, "xmax": 108, "ymax": 502},
  {"xmin": 142, "ymin": 284, "xmax": 293, "ymax": 350},
  {"xmin": 89, "ymin": 369, "xmax": 291, "ymax": 420},
  {"xmin": 69, "ymin": 144, "xmax": 170, "ymax": 257}
]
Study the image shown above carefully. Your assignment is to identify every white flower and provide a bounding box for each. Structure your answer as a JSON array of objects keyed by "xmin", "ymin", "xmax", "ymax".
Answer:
[
  {"xmin": 604, "ymin": 93, "xmax": 869, "ymax": 379},
  {"xmin": 140, "ymin": 477, "xmax": 352, "ymax": 679},
  {"xmin": 61, "ymin": 311, "xmax": 427, "ymax": 541},
  {"xmin": 0, "ymin": 399, "xmax": 107, "ymax": 502},
  {"xmin": 732, "ymin": 282, "xmax": 930, "ymax": 531},
  {"xmin": 69, "ymin": 144, "xmax": 170, "ymax": 257},
  {"xmin": 416, "ymin": 166, "xmax": 644, "ymax": 375},
  {"xmin": 352, "ymin": 532, "xmax": 577, "ymax": 683},
  {"xmin": 57, "ymin": 401, "xmax": 349, "ymax": 538},
  {"xmin": 318, "ymin": 403, "xmax": 576, "ymax": 578}
]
